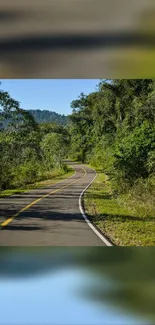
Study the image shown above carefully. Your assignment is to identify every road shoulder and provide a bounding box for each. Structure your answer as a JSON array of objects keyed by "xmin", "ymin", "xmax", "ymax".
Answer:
[{"xmin": 83, "ymin": 166, "xmax": 155, "ymax": 246}]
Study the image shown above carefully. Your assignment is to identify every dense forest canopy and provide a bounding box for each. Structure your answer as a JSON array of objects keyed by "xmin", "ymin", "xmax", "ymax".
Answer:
[{"xmin": 69, "ymin": 79, "xmax": 155, "ymax": 189}]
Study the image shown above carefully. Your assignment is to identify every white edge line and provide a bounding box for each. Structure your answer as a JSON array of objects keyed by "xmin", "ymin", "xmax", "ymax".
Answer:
[{"xmin": 79, "ymin": 166, "xmax": 113, "ymax": 247}]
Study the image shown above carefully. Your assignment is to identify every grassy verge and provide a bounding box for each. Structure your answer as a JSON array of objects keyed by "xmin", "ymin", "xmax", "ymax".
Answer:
[
  {"xmin": 84, "ymin": 166, "xmax": 155, "ymax": 246},
  {"xmin": 0, "ymin": 167, "xmax": 74, "ymax": 198}
]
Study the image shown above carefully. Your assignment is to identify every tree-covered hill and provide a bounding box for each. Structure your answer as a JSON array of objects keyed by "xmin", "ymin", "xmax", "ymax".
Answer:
[
  {"xmin": 0, "ymin": 109, "xmax": 69, "ymax": 129},
  {"xmin": 28, "ymin": 109, "xmax": 68, "ymax": 126}
]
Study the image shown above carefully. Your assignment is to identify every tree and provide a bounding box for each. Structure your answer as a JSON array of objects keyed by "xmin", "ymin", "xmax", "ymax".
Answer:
[
  {"xmin": 41, "ymin": 133, "xmax": 67, "ymax": 169},
  {"xmin": 69, "ymin": 79, "xmax": 155, "ymax": 186}
]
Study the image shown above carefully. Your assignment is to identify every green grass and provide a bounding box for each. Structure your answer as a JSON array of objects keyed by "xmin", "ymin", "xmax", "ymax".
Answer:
[
  {"xmin": 0, "ymin": 167, "xmax": 74, "ymax": 198},
  {"xmin": 84, "ymin": 167, "xmax": 155, "ymax": 246}
]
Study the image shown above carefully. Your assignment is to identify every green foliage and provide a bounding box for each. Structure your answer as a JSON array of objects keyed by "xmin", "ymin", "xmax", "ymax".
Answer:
[
  {"xmin": 0, "ymin": 84, "xmax": 69, "ymax": 191},
  {"xmin": 13, "ymin": 162, "xmax": 39, "ymax": 186},
  {"xmin": 69, "ymin": 79, "xmax": 155, "ymax": 190},
  {"xmin": 114, "ymin": 121, "xmax": 155, "ymax": 181},
  {"xmin": 69, "ymin": 79, "xmax": 155, "ymax": 246},
  {"xmin": 123, "ymin": 176, "xmax": 155, "ymax": 219},
  {"xmin": 28, "ymin": 109, "xmax": 68, "ymax": 126},
  {"xmin": 41, "ymin": 132, "xmax": 67, "ymax": 169},
  {"xmin": 89, "ymin": 143, "xmax": 115, "ymax": 174},
  {"xmin": 147, "ymin": 150, "xmax": 155, "ymax": 174}
]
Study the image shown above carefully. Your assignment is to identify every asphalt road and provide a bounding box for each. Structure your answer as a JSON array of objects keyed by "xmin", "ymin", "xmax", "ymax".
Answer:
[{"xmin": 0, "ymin": 163, "xmax": 106, "ymax": 246}]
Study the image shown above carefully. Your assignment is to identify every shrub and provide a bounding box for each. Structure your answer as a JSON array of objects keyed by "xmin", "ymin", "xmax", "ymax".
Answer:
[
  {"xmin": 13, "ymin": 162, "xmax": 39, "ymax": 186},
  {"xmin": 90, "ymin": 145, "xmax": 115, "ymax": 173},
  {"xmin": 114, "ymin": 121, "xmax": 155, "ymax": 181},
  {"xmin": 147, "ymin": 150, "xmax": 155, "ymax": 174},
  {"xmin": 121, "ymin": 176, "xmax": 155, "ymax": 218},
  {"xmin": 0, "ymin": 163, "xmax": 14, "ymax": 190}
]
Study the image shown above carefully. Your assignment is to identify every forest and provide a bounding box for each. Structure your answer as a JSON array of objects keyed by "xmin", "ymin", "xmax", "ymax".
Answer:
[
  {"xmin": 27, "ymin": 109, "xmax": 68, "ymax": 126},
  {"xmin": 69, "ymin": 79, "xmax": 155, "ymax": 182},
  {"xmin": 0, "ymin": 79, "xmax": 155, "ymax": 244},
  {"xmin": 0, "ymin": 86, "xmax": 70, "ymax": 191}
]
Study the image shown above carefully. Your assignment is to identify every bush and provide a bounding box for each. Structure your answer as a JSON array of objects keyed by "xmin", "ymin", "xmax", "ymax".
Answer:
[
  {"xmin": 147, "ymin": 150, "xmax": 155, "ymax": 174},
  {"xmin": 61, "ymin": 163, "xmax": 69, "ymax": 173},
  {"xmin": 13, "ymin": 162, "xmax": 39, "ymax": 186},
  {"xmin": 90, "ymin": 145, "xmax": 115, "ymax": 173},
  {"xmin": 114, "ymin": 121, "xmax": 155, "ymax": 181},
  {"xmin": 0, "ymin": 163, "xmax": 14, "ymax": 190},
  {"xmin": 121, "ymin": 176, "xmax": 155, "ymax": 218}
]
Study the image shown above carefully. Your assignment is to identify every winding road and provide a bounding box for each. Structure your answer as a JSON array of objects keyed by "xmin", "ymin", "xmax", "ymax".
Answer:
[{"xmin": 0, "ymin": 163, "xmax": 110, "ymax": 246}]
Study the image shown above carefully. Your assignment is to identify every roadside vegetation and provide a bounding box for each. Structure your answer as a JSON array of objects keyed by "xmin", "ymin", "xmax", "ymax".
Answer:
[
  {"xmin": 84, "ymin": 169, "xmax": 155, "ymax": 246},
  {"xmin": 69, "ymin": 79, "xmax": 155, "ymax": 246},
  {"xmin": 0, "ymin": 84, "xmax": 72, "ymax": 196},
  {"xmin": 0, "ymin": 167, "xmax": 74, "ymax": 198}
]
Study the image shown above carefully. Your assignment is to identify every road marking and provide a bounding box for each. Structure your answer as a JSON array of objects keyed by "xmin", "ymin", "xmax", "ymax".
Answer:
[
  {"xmin": 79, "ymin": 166, "xmax": 113, "ymax": 246},
  {"xmin": 0, "ymin": 167, "xmax": 86, "ymax": 228}
]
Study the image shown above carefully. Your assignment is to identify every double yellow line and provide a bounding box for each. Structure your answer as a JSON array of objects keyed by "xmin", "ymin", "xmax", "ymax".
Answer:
[{"xmin": 0, "ymin": 167, "xmax": 87, "ymax": 229}]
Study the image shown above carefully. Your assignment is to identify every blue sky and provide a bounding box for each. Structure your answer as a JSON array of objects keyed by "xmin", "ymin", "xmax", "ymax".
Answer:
[{"xmin": 0, "ymin": 79, "xmax": 100, "ymax": 115}]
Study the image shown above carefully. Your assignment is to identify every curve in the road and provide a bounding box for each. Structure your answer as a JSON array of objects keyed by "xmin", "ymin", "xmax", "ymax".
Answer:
[
  {"xmin": 0, "ymin": 166, "xmax": 85, "ymax": 228},
  {"xmin": 0, "ymin": 164, "xmax": 113, "ymax": 246}
]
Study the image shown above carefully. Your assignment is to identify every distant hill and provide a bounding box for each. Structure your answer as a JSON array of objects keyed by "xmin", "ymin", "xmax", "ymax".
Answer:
[
  {"xmin": 28, "ymin": 109, "xmax": 68, "ymax": 126},
  {"xmin": 0, "ymin": 109, "xmax": 69, "ymax": 129}
]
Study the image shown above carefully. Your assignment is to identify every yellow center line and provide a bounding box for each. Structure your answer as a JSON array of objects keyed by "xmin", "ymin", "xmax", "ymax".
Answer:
[{"xmin": 0, "ymin": 167, "xmax": 87, "ymax": 228}]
